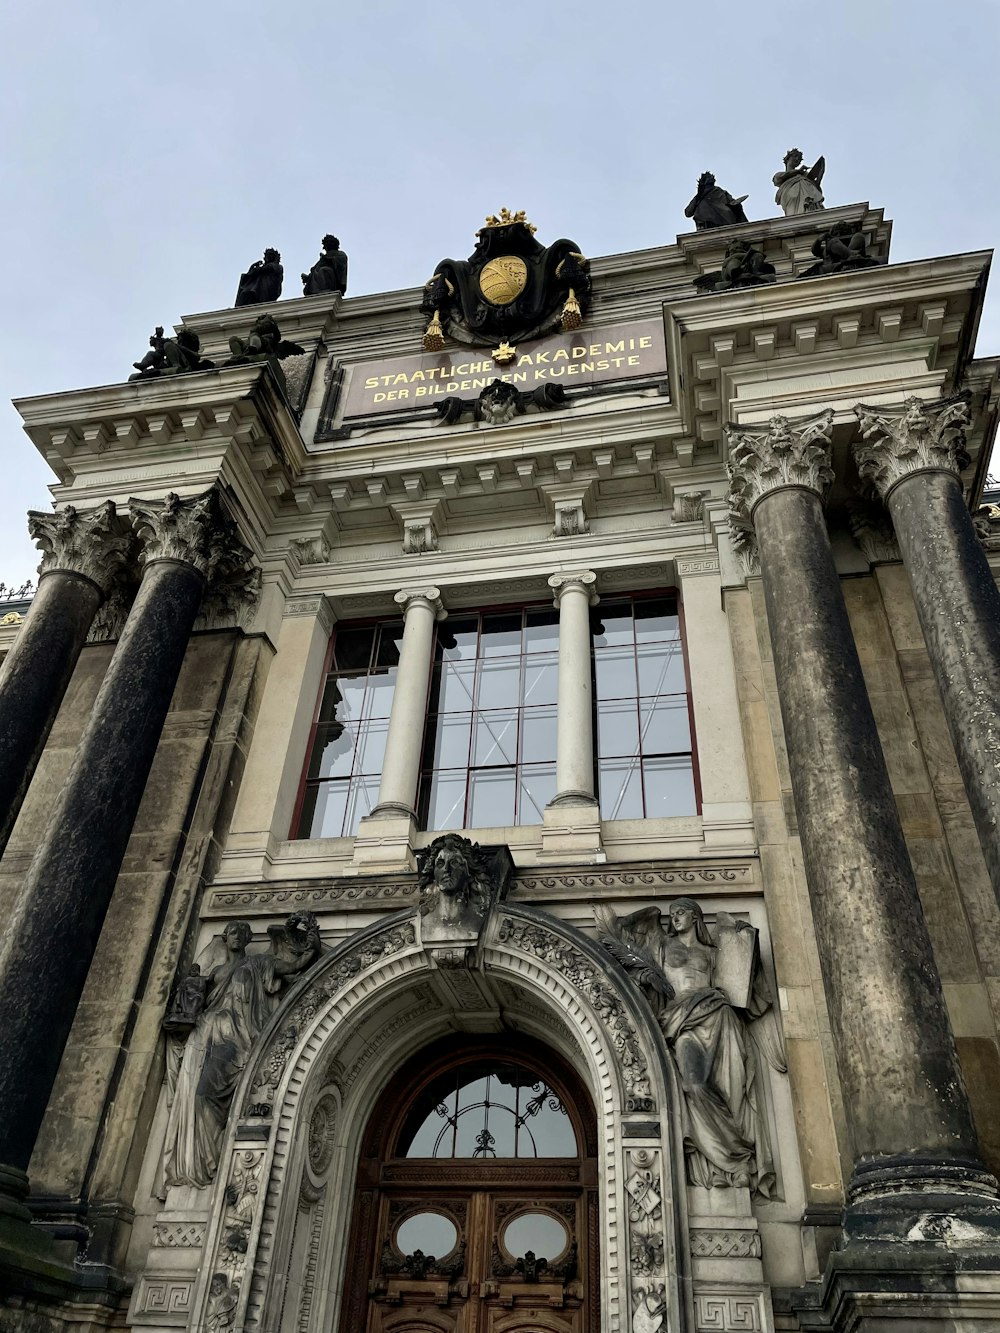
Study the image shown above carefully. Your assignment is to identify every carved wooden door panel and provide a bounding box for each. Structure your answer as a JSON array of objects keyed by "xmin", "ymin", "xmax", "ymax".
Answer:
[{"xmin": 338, "ymin": 1039, "xmax": 599, "ymax": 1333}]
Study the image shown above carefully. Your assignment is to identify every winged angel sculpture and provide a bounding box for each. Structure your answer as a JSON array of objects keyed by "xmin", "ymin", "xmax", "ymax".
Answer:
[{"xmin": 594, "ymin": 899, "xmax": 785, "ymax": 1196}]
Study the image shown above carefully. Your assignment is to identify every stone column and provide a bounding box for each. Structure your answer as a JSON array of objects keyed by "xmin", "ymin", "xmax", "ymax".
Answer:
[
  {"xmin": 854, "ymin": 392, "xmax": 1000, "ymax": 908},
  {"xmin": 547, "ymin": 571, "xmax": 599, "ymax": 805},
  {"xmin": 0, "ymin": 489, "xmax": 253, "ymax": 1231},
  {"xmin": 371, "ymin": 587, "xmax": 445, "ymax": 818},
  {"xmin": 0, "ymin": 501, "xmax": 130, "ymax": 856},
  {"xmin": 727, "ymin": 412, "xmax": 997, "ymax": 1235}
]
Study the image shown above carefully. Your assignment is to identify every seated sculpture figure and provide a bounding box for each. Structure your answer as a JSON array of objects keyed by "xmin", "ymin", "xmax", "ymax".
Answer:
[
  {"xmin": 163, "ymin": 913, "xmax": 320, "ymax": 1188},
  {"xmin": 595, "ymin": 898, "xmax": 786, "ymax": 1196},
  {"xmin": 800, "ymin": 221, "xmax": 882, "ymax": 277},
  {"xmin": 235, "ymin": 247, "xmax": 283, "ymax": 306},
  {"xmin": 129, "ymin": 326, "xmax": 214, "ymax": 380},
  {"xmin": 693, "ymin": 239, "xmax": 776, "ymax": 294},
  {"xmin": 772, "ymin": 148, "xmax": 825, "ymax": 215},
  {"xmin": 302, "ymin": 234, "xmax": 348, "ymax": 296},
  {"xmin": 684, "ymin": 172, "xmax": 749, "ymax": 229}
]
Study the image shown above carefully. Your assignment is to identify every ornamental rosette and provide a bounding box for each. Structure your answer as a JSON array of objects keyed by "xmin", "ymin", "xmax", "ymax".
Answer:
[
  {"xmin": 852, "ymin": 392, "xmax": 971, "ymax": 498},
  {"xmin": 27, "ymin": 499, "xmax": 132, "ymax": 595}
]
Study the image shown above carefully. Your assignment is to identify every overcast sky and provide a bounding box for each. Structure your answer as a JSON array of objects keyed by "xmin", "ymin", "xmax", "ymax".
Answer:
[{"xmin": 1, "ymin": 0, "xmax": 998, "ymax": 585}]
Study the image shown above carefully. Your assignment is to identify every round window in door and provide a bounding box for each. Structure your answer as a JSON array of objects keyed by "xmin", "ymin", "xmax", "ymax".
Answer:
[{"xmin": 339, "ymin": 1035, "xmax": 599, "ymax": 1333}]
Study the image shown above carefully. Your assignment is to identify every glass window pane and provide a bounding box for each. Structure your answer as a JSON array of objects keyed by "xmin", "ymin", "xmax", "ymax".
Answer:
[
  {"xmin": 468, "ymin": 768, "xmax": 516, "ymax": 828},
  {"xmin": 594, "ymin": 646, "xmax": 637, "ymax": 700},
  {"xmin": 481, "ymin": 612, "xmax": 522, "ymax": 657},
  {"xmin": 596, "ymin": 698, "xmax": 639, "ymax": 759},
  {"xmin": 438, "ymin": 617, "xmax": 479, "ymax": 661},
  {"xmin": 634, "ymin": 598, "xmax": 680, "ymax": 643},
  {"xmin": 524, "ymin": 608, "xmax": 559, "ymax": 653},
  {"xmin": 599, "ymin": 758, "xmax": 644, "ymax": 821},
  {"xmin": 364, "ymin": 666, "xmax": 398, "ymax": 718},
  {"xmin": 436, "ymin": 660, "xmax": 477, "ymax": 713},
  {"xmin": 520, "ymin": 705, "xmax": 557, "ymax": 763},
  {"xmin": 642, "ymin": 756, "xmax": 697, "ymax": 817},
  {"xmin": 309, "ymin": 719, "xmax": 356, "ymax": 779},
  {"xmin": 344, "ymin": 776, "xmax": 380, "ymax": 835},
  {"xmin": 636, "ymin": 642, "xmax": 687, "ymax": 697},
  {"xmin": 396, "ymin": 1212, "xmax": 458, "ymax": 1256},
  {"xmin": 356, "ymin": 717, "xmax": 389, "ymax": 774},
  {"xmin": 476, "ymin": 660, "xmax": 521, "ymax": 709},
  {"xmin": 374, "ymin": 620, "xmax": 405, "ymax": 669},
  {"xmin": 424, "ymin": 770, "xmax": 467, "ymax": 831},
  {"xmin": 640, "ymin": 696, "xmax": 691, "ymax": 755},
  {"xmin": 502, "ymin": 1213, "xmax": 569, "ymax": 1259},
  {"xmin": 517, "ymin": 763, "xmax": 556, "ymax": 824},
  {"xmin": 522, "ymin": 654, "xmax": 558, "ymax": 706},
  {"xmin": 591, "ymin": 603, "xmax": 634, "ymax": 647},
  {"xmin": 473, "ymin": 710, "xmax": 518, "ymax": 766},
  {"xmin": 330, "ymin": 676, "xmax": 367, "ymax": 722},
  {"xmin": 425, "ymin": 713, "xmax": 472, "ymax": 770},
  {"xmin": 304, "ymin": 780, "xmax": 349, "ymax": 837},
  {"xmin": 331, "ymin": 626, "xmax": 374, "ymax": 672}
]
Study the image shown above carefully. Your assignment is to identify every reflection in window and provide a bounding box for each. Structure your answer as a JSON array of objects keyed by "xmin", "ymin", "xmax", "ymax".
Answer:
[
  {"xmin": 591, "ymin": 596, "xmax": 697, "ymax": 819},
  {"xmin": 295, "ymin": 618, "xmax": 404, "ymax": 838},
  {"xmin": 418, "ymin": 609, "xmax": 560, "ymax": 831},
  {"xmin": 398, "ymin": 1061, "xmax": 577, "ymax": 1159}
]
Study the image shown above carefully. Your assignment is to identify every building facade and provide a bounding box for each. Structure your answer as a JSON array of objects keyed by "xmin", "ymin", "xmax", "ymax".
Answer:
[{"xmin": 0, "ymin": 196, "xmax": 999, "ymax": 1332}]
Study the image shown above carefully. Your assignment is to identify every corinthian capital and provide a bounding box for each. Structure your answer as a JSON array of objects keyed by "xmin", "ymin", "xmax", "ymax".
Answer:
[
  {"xmin": 725, "ymin": 409, "xmax": 835, "ymax": 532},
  {"xmin": 27, "ymin": 499, "xmax": 132, "ymax": 596},
  {"xmin": 130, "ymin": 487, "xmax": 254, "ymax": 584},
  {"xmin": 853, "ymin": 392, "xmax": 971, "ymax": 499}
]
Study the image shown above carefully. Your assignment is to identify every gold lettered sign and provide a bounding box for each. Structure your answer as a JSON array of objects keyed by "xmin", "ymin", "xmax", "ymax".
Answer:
[{"xmin": 339, "ymin": 316, "xmax": 667, "ymax": 420}]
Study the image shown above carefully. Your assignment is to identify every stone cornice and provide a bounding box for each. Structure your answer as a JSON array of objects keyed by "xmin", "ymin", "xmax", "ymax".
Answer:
[
  {"xmin": 853, "ymin": 392, "xmax": 972, "ymax": 499},
  {"xmin": 27, "ymin": 499, "xmax": 132, "ymax": 595},
  {"xmin": 726, "ymin": 409, "xmax": 835, "ymax": 527}
]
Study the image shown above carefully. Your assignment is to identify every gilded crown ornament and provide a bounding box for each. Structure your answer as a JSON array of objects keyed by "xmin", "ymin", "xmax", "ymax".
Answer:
[{"xmin": 482, "ymin": 208, "xmax": 537, "ymax": 234}]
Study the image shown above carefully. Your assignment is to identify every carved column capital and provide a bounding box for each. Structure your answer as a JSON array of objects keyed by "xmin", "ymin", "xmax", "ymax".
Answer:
[
  {"xmin": 548, "ymin": 570, "xmax": 598, "ymax": 607},
  {"xmin": 853, "ymin": 392, "xmax": 972, "ymax": 499},
  {"xmin": 726, "ymin": 410, "xmax": 835, "ymax": 518},
  {"xmin": 393, "ymin": 586, "xmax": 446, "ymax": 621},
  {"xmin": 27, "ymin": 500, "xmax": 132, "ymax": 596},
  {"xmin": 130, "ymin": 488, "xmax": 252, "ymax": 580}
]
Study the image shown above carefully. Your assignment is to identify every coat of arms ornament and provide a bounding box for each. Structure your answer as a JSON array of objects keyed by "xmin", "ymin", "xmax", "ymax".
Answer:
[{"xmin": 421, "ymin": 208, "xmax": 591, "ymax": 351}]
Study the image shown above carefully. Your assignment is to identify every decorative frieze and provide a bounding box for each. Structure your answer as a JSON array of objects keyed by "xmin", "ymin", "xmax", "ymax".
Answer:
[
  {"xmin": 853, "ymin": 392, "xmax": 971, "ymax": 498},
  {"xmin": 27, "ymin": 499, "xmax": 132, "ymax": 595},
  {"xmin": 847, "ymin": 499, "xmax": 900, "ymax": 565},
  {"xmin": 726, "ymin": 410, "xmax": 835, "ymax": 521},
  {"xmin": 690, "ymin": 1229, "xmax": 762, "ymax": 1259}
]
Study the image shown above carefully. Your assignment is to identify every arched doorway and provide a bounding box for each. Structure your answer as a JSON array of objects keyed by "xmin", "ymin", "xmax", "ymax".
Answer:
[{"xmin": 338, "ymin": 1034, "xmax": 600, "ymax": 1333}]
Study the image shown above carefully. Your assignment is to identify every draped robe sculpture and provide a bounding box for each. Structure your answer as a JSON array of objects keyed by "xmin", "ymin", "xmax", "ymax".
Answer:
[
  {"xmin": 595, "ymin": 898, "xmax": 785, "ymax": 1196},
  {"xmin": 163, "ymin": 914, "xmax": 320, "ymax": 1188}
]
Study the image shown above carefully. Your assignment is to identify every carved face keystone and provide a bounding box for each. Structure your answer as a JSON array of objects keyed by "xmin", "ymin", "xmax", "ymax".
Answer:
[{"xmin": 434, "ymin": 848, "xmax": 470, "ymax": 899}]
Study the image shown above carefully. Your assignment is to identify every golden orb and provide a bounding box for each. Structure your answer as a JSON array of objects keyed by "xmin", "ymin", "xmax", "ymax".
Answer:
[{"xmin": 478, "ymin": 256, "xmax": 528, "ymax": 306}]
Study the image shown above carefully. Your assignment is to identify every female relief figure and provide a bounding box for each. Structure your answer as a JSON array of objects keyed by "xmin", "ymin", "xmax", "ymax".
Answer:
[
  {"xmin": 595, "ymin": 898, "xmax": 785, "ymax": 1196},
  {"xmin": 163, "ymin": 914, "xmax": 320, "ymax": 1188}
]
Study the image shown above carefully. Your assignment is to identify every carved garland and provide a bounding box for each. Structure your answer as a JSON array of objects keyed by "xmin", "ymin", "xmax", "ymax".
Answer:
[{"xmin": 497, "ymin": 917, "xmax": 653, "ymax": 1109}]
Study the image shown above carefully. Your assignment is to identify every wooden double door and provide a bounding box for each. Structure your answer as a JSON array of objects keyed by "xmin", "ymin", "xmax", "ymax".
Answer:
[{"xmin": 338, "ymin": 1037, "xmax": 600, "ymax": 1333}]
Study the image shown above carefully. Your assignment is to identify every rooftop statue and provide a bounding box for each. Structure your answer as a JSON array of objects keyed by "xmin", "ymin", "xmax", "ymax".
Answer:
[
  {"xmin": 227, "ymin": 313, "xmax": 304, "ymax": 364},
  {"xmin": 302, "ymin": 233, "xmax": 348, "ymax": 296},
  {"xmin": 129, "ymin": 326, "xmax": 214, "ymax": 380},
  {"xmin": 595, "ymin": 897, "xmax": 786, "ymax": 1196},
  {"xmin": 420, "ymin": 208, "xmax": 591, "ymax": 350},
  {"xmin": 693, "ymin": 238, "xmax": 776, "ymax": 293},
  {"xmin": 772, "ymin": 148, "xmax": 825, "ymax": 215},
  {"xmin": 799, "ymin": 220, "xmax": 883, "ymax": 276},
  {"xmin": 684, "ymin": 172, "xmax": 749, "ymax": 230},
  {"xmin": 234, "ymin": 247, "xmax": 283, "ymax": 306}
]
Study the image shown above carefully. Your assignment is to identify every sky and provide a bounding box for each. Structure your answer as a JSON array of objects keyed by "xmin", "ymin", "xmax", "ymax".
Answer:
[{"xmin": 1, "ymin": 0, "xmax": 998, "ymax": 586}]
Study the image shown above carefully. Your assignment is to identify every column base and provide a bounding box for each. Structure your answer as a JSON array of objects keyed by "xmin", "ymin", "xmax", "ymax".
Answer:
[
  {"xmin": 348, "ymin": 809, "xmax": 418, "ymax": 873},
  {"xmin": 540, "ymin": 795, "xmax": 604, "ymax": 860},
  {"xmin": 845, "ymin": 1151, "xmax": 1000, "ymax": 1245}
]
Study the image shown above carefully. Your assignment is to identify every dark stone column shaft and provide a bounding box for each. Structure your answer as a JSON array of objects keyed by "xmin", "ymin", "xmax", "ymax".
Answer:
[
  {"xmin": 0, "ymin": 558, "xmax": 205, "ymax": 1175},
  {"xmin": 887, "ymin": 468, "xmax": 1000, "ymax": 902},
  {"xmin": 753, "ymin": 487, "xmax": 987, "ymax": 1200},
  {"xmin": 0, "ymin": 571, "xmax": 102, "ymax": 855}
]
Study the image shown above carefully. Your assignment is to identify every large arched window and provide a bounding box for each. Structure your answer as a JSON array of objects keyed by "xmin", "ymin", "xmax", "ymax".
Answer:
[{"xmin": 339, "ymin": 1036, "xmax": 599, "ymax": 1333}]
